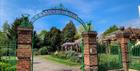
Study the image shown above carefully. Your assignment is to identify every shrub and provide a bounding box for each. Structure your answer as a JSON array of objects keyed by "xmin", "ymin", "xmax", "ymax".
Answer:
[
  {"xmin": 52, "ymin": 51, "xmax": 66, "ymax": 59},
  {"xmin": 0, "ymin": 62, "xmax": 11, "ymax": 71},
  {"xmin": 97, "ymin": 43, "xmax": 106, "ymax": 53},
  {"xmin": 98, "ymin": 54, "xmax": 122, "ymax": 71},
  {"xmin": 52, "ymin": 50, "xmax": 81, "ymax": 63},
  {"xmin": 110, "ymin": 45, "xmax": 119, "ymax": 54},
  {"xmin": 0, "ymin": 48, "xmax": 15, "ymax": 56},
  {"xmin": 8, "ymin": 65, "xmax": 16, "ymax": 71},
  {"xmin": 39, "ymin": 47, "xmax": 48, "ymax": 55},
  {"xmin": 33, "ymin": 48, "xmax": 39, "ymax": 55},
  {"xmin": 0, "ymin": 61, "xmax": 16, "ymax": 71}
]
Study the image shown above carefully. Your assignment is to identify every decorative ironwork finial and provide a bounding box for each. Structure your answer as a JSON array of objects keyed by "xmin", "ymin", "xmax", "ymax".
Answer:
[
  {"xmin": 87, "ymin": 21, "xmax": 92, "ymax": 31},
  {"xmin": 19, "ymin": 14, "xmax": 33, "ymax": 28},
  {"xmin": 52, "ymin": 3, "xmax": 67, "ymax": 10}
]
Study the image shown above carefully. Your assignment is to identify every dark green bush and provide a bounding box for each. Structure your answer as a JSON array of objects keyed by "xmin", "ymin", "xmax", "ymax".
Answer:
[
  {"xmin": 97, "ymin": 43, "xmax": 106, "ymax": 53},
  {"xmin": 39, "ymin": 47, "xmax": 48, "ymax": 55},
  {"xmin": 110, "ymin": 45, "xmax": 119, "ymax": 54},
  {"xmin": 33, "ymin": 48, "xmax": 39, "ymax": 55}
]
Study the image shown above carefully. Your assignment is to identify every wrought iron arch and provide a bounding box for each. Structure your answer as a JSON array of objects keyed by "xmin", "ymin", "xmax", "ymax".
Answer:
[{"xmin": 30, "ymin": 7, "xmax": 87, "ymax": 31}]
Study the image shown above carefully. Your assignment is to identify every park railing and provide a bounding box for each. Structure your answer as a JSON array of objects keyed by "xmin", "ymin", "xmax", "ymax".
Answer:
[
  {"xmin": 128, "ymin": 41, "xmax": 140, "ymax": 70},
  {"xmin": 97, "ymin": 42, "xmax": 123, "ymax": 71},
  {"xmin": 0, "ymin": 39, "xmax": 17, "ymax": 71}
]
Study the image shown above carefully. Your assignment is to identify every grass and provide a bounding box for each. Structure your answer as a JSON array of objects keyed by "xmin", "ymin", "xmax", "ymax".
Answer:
[
  {"xmin": 0, "ymin": 56, "xmax": 16, "ymax": 71},
  {"xmin": 43, "ymin": 55, "xmax": 80, "ymax": 66}
]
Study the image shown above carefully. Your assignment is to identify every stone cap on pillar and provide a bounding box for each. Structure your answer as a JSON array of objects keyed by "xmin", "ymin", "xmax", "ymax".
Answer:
[
  {"xmin": 82, "ymin": 31, "xmax": 97, "ymax": 37},
  {"xmin": 116, "ymin": 27, "xmax": 130, "ymax": 38}
]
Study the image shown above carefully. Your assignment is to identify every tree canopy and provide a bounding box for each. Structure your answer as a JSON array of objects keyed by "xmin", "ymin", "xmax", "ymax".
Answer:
[
  {"xmin": 62, "ymin": 21, "xmax": 77, "ymax": 42},
  {"xmin": 103, "ymin": 25, "xmax": 119, "ymax": 36}
]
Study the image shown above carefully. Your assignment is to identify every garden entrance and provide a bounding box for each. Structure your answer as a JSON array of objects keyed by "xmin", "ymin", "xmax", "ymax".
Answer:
[
  {"xmin": 16, "ymin": 5, "xmax": 98, "ymax": 71},
  {"xmin": 1, "ymin": 5, "xmax": 140, "ymax": 71}
]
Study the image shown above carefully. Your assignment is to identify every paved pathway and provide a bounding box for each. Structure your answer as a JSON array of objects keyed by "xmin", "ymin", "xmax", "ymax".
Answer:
[{"xmin": 33, "ymin": 56, "xmax": 81, "ymax": 71}]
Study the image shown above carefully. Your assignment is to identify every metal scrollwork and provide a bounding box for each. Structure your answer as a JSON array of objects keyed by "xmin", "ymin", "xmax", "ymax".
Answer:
[{"xmin": 30, "ymin": 5, "xmax": 87, "ymax": 31}]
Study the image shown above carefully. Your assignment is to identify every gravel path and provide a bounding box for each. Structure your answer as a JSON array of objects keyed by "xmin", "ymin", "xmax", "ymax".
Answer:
[{"xmin": 33, "ymin": 56, "xmax": 81, "ymax": 71}]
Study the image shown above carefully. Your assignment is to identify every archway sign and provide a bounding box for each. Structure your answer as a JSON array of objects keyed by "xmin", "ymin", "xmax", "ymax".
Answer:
[
  {"xmin": 30, "ymin": 4, "xmax": 88, "ymax": 31},
  {"xmin": 30, "ymin": 5, "xmax": 86, "ymax": 71}
]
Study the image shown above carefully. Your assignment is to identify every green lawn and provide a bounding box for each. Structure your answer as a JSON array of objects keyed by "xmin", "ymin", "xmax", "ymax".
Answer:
[
  {"xmin": 1, "ymin": 56, "xmax": 16, "ymax": 60},
  {"xmin": 0, "ymin": 56, "xmax": 16, "ymax": 71},
  {"xmin": 43, "ymin": 55, "xmax": 80, "ymax": 66}
]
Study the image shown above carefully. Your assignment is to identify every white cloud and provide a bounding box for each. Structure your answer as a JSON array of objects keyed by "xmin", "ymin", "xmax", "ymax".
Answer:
[
  {"xmin": 120, "ymin": 18, "xmax": 140, "ymax": 28},
  {"xmin": 138, "ymin": 5, "xmax": 140, "ymax": 17}
]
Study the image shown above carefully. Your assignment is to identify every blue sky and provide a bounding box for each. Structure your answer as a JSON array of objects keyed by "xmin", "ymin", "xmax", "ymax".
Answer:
[{"xmin": 0, "ymin": 0, "xmax": 140, "ymax": 33}]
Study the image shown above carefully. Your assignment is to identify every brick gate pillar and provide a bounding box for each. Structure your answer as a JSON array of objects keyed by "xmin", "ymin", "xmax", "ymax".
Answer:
[
  {"xmin": 116, "ymin": 27, "xmax": 130, "ymax": 71},
  {"xmin": 82, "ymin": 31, "xmax": 98, "ymax": 71},
  {"xmin": 16, "ymin": 24, "xmax": 33, "ymax": 71}
]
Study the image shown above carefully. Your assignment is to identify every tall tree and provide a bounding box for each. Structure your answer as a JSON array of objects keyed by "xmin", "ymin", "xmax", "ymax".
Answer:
[
  {"xmin": 38, "ymin": 30, "xmax": 48, "ymax": 47},
  {"xmin": 38, "ymin": 30, "xmax": 48, "ymax": 40},
  {"xmin": 50, "ymin": 27, "xmax": 62, "ymax": 51},
  {"xmin": 33, "ymin": 31, "xmax": 41, "ymax": 49},
  {"xmin": 62, "ymin": 21, "xmax": 77, "ymax": 42},
  {"xmin": 2, "ymin": 21, "xmax": 10, "ymax": 33},
  {"xmin": 7, "ymin": 16, "xmax": 30, "ymax": 40}
]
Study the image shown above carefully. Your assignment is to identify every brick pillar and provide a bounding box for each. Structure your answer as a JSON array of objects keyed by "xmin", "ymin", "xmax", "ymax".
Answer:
[
  {"xmin": 82, "ymin": 31, "xmax": 98, "ymax": 71},
  {"xmin": 116, "ymin": 27, "xmax": 130, "ymax": 71},
  {"xmin": 17, "ymin": 27, "xmax": 32, "ymax": 71}
]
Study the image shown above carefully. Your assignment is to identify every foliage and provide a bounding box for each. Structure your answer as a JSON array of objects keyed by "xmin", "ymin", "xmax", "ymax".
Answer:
[
  {"xmin": 131, "ymin": 45, "xmax": 140, "ymax": 56},
  {"xmin": 129, "ymin": 58, "xmax": 140, "ymax": 70},
  {"xmin": 45, "ymin": 50, "xmax": 81, "ymax": 66},
  {"xmin": 0, "ymin": 62, "xmax": 16, "ymax": 71},
  {"xmin": 52, "ymin": 50, "xmax": 81, "ymax": 63},
  {"xmin": 128, "ymin": 41, "xmax": 140, "ymax": 56},
  {"xmin": 33, "ymin": 31, "xmax": 41, "ymax": 49},
  {"xmin": 6, "ymin": 17, "xmax": 23, "ymax": 39},
  {"xmin": 38, "ymin": 47, "xmax": 48, "ymax": 55},
  {"xmin": 98, "ymin": 54, "xmax": 122, "ymax": 71},
  {"xmin": 97, "ymin": 43, "xmax": 106, "ymax": 53},
  {"xmin": 0, "ymin": 48, "xmax": 15, "ymax": 56},
  {"xmin": 110, "ymin": 42, "xmax": 120, "ymax": 54},
  {"xmin": 38, "ymin": 30, "xmax": 48, "ymax": 40},
  {"xmin": 50, "ymin": 27, "xmax": 62, "ymax": 51},
  {"xmin": 103, "ymin": 25, "xmax": 118, "ymax": 36},
  {"xmin": 2, "ymin": 21, "xmax": 10, "ymax": 33},
  {"xmin": 6, "ymin": 16, "xmax": 31, "ymax": 40},
  {"xmin": 44, "ymin": 27, "xmax": 62, "ymax": 51},
  {"xmin": 77, "ymin": 22, "xmax": 93, "ymax": 38},
  {"xmin": 62, "ymin": 21, "xmax": 77, "ymax": 42},
  {"xmin": 33, "ymin": 48, "xmax": 39, "ymax": 55}
]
